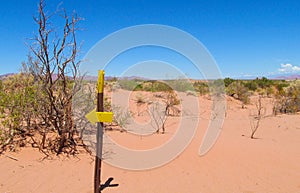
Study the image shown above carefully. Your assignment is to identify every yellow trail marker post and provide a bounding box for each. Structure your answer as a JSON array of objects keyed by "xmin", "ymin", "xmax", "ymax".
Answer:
[{"xmin": 84, "ymin": 70, "xmax": 113, "ymax": 193}]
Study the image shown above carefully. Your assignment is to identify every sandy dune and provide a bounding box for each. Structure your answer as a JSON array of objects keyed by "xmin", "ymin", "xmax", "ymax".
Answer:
[{"xmin": 0, "ymin": 93, "xmax": 299, "ymax": 193}]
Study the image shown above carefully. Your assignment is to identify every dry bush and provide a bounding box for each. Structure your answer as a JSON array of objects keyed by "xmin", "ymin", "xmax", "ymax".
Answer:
[
  {"xmin": 249, "ymin": 95, "xmax": 266, "ymax": 139},
  {"xmin": 0, "ymin": 0, "xmax": 85, "ymax": 155},
  {"xmin": 148, "ymin": 90, "xmax": 181, "ymax": 134},
  {"xmin": 163, "ymin": 91, "xmax": 181, "ymax": 116},
  {"xmin": 148, "ymin": 101, "xmax": 167, "ymax": 134},
  {"xmin": 133, "ymin": 93, "xmax": 148, "ymax": 116},
  {"xmin": 111, "ymin": 105, "xmax": 132, "ymax": 132}
]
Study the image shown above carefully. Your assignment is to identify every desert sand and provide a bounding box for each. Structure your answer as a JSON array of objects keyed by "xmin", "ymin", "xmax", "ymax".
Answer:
[{"xmin": 0, "ymin": 92, "xmax": 299, "ymax": 193}]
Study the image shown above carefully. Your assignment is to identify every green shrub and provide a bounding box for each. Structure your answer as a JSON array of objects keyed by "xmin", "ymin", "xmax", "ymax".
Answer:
[
  {"xmin": 255, "ymin": 77, "xmax": 274, "ymax": 89},
  {"xmin": 165, "ymin": 79, "xmax": 194, "ymax": 92},
  {"xmin": 226, "ymin": 81, "xmax": 250, "ymax": 105},
  {"xmin": 152, "ymin": 81, "xmax": 173, "ymax": 92},
  {"xmin": 0, "ymin": 74, "xmax": 38, "ymax": 152},
  {"xmin": 274, "ymin": 80, "xmax": 289, "ymax": 93},
  {"xmin": 274, "ymin": 82, "xmax": 300, "ymax": 114},
  {"xmin": 118, "ymin": 79, "xmax": 141, "ymax": 91},
  {"xmin": 244, "ymin": 81, "xmax": 258, "ymax": 91},
  {"xmin": 223, "ymin": 77, "xmax": 235, "ymax": 87},
  {"xmin": 193, "ymin": 81, "xmax": 209, "ymax": 95}
]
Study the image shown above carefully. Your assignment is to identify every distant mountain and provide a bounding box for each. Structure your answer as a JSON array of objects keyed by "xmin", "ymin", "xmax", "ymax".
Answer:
[
  {"xmin": 82, "ymin": 75, "xmax": 149, "ymax": 81},
  {"xmin": 230, "ymin": 73, "xmax": 300, "ymax": 80},
  {"xmin": 272, "ymin": 74, "xmax": 300, "ymax": 80}
]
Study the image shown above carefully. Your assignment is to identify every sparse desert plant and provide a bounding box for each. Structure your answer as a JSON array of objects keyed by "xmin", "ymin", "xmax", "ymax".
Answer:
[
  {"xmin": 111, "ymin": 105, "xmax": 132, "ymax": 132},
  {"xmin": 151, "ymin": 81, "xmax": 173, "ymax": 92},
  {"xmin": 226, "ymin": 81, "xmax": 250, "ymax": 108},
  {"xmin": 135, "ymin": 93, "xmax": 147, "ymax": 104},
  {"xmin": 255, "ymin": 77, "xmax": 274, "ymax": 89},
  {"xmin": 244, "ymin": 80, "xmax": 258, "ymax": 91},
  {"xmin": 148, "ymin": 101, "xmax": 167, "ymax": 134},
  {"xmin": 163, "ymin": 91, "xmax": 181, "ymax": 116},
  {"xmin": 72, "ymin": 82, "xmax": 95, "ymax": 139},
  {"xmin": 274, "ymin": 80, "xmax": 289, "ymax": 94},
  {"xmin": 166, "ymin": 79, "xmax": 194, "ymax": 92},
  {"xmin": 186, "ymin": 90, "xmax": 198, "ymax": 97},
  {"xmin": 193, "ymin": 81, "xmax": 209, "ymax": 95},
  {"xmin": 104, "ymin": 96, "xmax": 112, "ymax": 112},
  {"xmin": 249, "ymin": 95, "xmax": 266, "ymax": 139},
  {"xmin": 223, "ymin": 77, "xmax": 235, "ymax": 87},
  {"xmin": 118, "ymin": 79, "xmax": 141, "ymax": 91},
  {"xmin": 112, "ymin": 83, "xmax": 121, "ymax": 91},
  {"xmin": 208, "ymin": 79, "xmax": 226, "ymax": 97},
  {"xmin": 273, "ymin": 82, "xmax": 300, "ymax": 114},
  {"xmin": 148, "ymin": 90, "xmax": 181, "ymax": 134},
  {"xmin": 133, "ymin": 93, "xmax": 148, "ymax": 116}
]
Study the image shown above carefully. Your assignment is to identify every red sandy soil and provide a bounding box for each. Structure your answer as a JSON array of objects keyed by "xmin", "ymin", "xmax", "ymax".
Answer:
[{"xmin": 0, "ymin": 92, "xmax": 300, "ymax": 193}]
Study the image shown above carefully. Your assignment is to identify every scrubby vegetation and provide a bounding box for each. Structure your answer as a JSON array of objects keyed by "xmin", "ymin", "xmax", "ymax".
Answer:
[
  {"xmin": 0, "ymin": 74, "xmax": 38, "ymax": 152},
  {"xmin": 1, "ymin": 69, "xmax": 300, "ymax": 153}
]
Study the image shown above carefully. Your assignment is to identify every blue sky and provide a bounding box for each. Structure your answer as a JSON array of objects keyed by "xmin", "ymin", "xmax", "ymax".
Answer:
[{"xmin": 0, "ymin": 0, "xmax": 300, "ymax": 78}]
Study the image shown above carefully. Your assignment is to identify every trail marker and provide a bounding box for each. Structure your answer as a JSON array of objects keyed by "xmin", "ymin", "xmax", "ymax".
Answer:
[{"xmin": 85, "ymin": 70, "xmax": 113, "ymax": 193}]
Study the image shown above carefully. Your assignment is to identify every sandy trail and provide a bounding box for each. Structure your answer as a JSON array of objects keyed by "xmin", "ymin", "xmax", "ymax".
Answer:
[{"xmin": 0, "ymin": 93, "xmax": 299, "ymax": 193}]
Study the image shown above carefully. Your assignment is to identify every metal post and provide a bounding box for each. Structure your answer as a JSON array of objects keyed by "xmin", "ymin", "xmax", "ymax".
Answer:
[{"xmin": 94, "ymin": 70, "xmax": 104, "ymax": 193}]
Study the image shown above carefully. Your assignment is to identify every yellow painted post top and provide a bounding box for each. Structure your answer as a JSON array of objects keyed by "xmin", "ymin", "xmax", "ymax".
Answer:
[{"xmin": 97, "ymin": 70, "xmax": 105, "ymax": 93}]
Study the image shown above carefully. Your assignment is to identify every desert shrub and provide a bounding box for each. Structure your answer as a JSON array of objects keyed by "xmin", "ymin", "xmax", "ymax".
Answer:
[
  {"xmin": 118, "ymin": 79, "xmax": 141, "ymax": 91},
  {"xmin": 138, "ymin": 81, "xmax": 172, "ymax": 92},
  {"xmin": 223, "ymin": 77, "xmax": 235, "ymax": 87},
  {"xmin": 274, "ymin": 82, "xmax": 300, "ymax": 114},
  {"xmin": 265, "ymin": 86, "xmax": 275, "ymax": 97},
  {"xmin": 1, "ymin": 1, "xmax": 85, "ymax": 155},
  {"xmin": 139, "ymin": 81, "xmax": 151, "ymax": 92},
  {"xmin": 25, "ymin": 0, "xmax": 83, "ymax": 155},
  {"xmin": 274, "ymin": 80, "xmax": 289, "ymax": 94},
  {"xmin": 255, "ymin": 77, "xmax": 274, "ymax": 89},
  {"xmin": 163, "ymin": 91, "xmax": 181, "ymax": 116},
  {"xmin": 193, "ymin": 81, "xmax": 209, "ymax": 95},
  {"xmin": 226, "ymin": 81, "xmax": 250, "ymax": 106},
  {"xmin": 186, "ymin": 90, "xmax": 198, "ymax": 96},
  {"xmin": 165, "ymin": 79, "xmax": 194, "ymax": 92},
  {"xmin": 135, "ymin": 93, "xmax": 147, "ymax": 104},
  {"xmin": 249, "ymin": 95, "xmax": 266, "ymax": 139},
  {"xmin": 111, "ymin": 105, "xmax": 132, "ymax": 131},
  {"xmin": 135, "ymin": 93, "xmax": 148, "ymax": 116},
  {"xmin": 149, "ymin": 101, "xmax": 167, "ymax": 133},
  {"xmin": 104, "ymin": 96, "xmax": 112, "ymax": 112},
  {"xmin": 152, "ymin": 81, "xmax": 173, "ymax": 92},
  {"xmin": 112, "ymin": 82, "xmax": 121, "ymax": 91},
  {"xmin": 148, "ymin": 90, "xmax": 181, "ymax": 134},
  {"xmin": 0, "ymin": 74, "xmax": 38, "ymax": 152},
  {"xmin": 244, "ymin": 80, "xmax": 258, "ymax": 91},
  {"xmin": 208, "ymin": 79, "xmax": 226, "ymax": 96},
  {"xmin": 72, "ymin": 82, "xmax": 96, "ymax": 140}
]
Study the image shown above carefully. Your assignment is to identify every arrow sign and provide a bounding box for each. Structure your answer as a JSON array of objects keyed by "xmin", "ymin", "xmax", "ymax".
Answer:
[{"xmin": 86, "ymin": 109, "xmax": 114, "ymax": 124}]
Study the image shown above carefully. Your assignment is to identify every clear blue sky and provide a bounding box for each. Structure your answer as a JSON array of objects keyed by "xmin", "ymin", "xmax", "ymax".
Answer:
[{"xmin": 0, "ymin": 0, "xmax": 300, "ymax": 78}]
